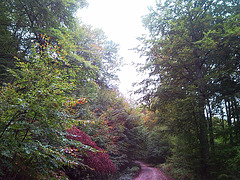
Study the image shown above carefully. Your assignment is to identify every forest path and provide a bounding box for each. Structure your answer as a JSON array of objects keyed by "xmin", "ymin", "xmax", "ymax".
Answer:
[{"xmin": 133, "ymin": 161, "xmax": 172, "ymax": 180}]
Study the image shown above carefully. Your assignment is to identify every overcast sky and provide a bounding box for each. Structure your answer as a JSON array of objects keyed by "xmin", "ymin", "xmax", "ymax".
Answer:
[{"xmin": 77, "ymin": 0, "xmax": 157, "ymax": 99}]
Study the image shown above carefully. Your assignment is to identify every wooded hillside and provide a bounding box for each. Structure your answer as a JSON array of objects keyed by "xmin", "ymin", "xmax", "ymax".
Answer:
[{"xmin": 0, "ymin": 0, "xmax": 239, "ymax": 180}]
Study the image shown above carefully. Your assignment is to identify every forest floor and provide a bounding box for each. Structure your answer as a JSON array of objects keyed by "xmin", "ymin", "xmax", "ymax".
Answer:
[{"xmin": 133, "ymin": 161, "xmax": 172, "ymax": 180}]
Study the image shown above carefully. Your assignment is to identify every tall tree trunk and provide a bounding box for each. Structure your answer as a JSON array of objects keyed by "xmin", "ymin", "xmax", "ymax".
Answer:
[
  {"xmin": 231, "ymin": 98, "xmax": 237, "ymax": 140},
  {"xmin": 225, "ymin": 99, "xmax": 233, "ymax": 145},
  {"xmin": 198, "ymin": 95, "xmax": 209, "ymax": 180},
  {"xmin": 206, "ymin": 100, "xmax": 214, "ymax": 152},
  {"xmin": 194, "ymin": 49, "xmax": 209, "ymax": 180},
  {"xmin": 233, "ymin": 97, "xmax": 240, "ymax": 144}
]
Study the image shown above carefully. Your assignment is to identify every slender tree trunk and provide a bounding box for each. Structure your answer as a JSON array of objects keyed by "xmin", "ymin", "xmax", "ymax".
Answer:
[
  {"xmin": 232, "ymin": 97, "xmax": 240, "ymax": 144},
  {"xmin": 233, "ymin": 98, "xmax": 240, "ymax": 144},
  {"xmin": 206, "ymin": 100, "xmax": 214, "ymax": 152},
  {"xmin": 230, "ymin": 97, "xmax": 240, "ymax": 144},
  {"xmin": 220, "ymin": 106, "xmax": 225, "ymax": 130},
  {"xmin": 220, "ymin": 106, "xmax": 227, "ymax": 144},
  {"xmin": 225, "ymin": 99, "xmax": 233, "ymax": 145}
]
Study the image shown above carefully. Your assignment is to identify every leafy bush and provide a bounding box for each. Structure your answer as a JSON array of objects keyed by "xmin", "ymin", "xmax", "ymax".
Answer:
[
  {"xmin": 160, "ymin": 162, "xmax": 194, "ymax": 180},
  {"xmin": 117, "ymin": 162, "xmax": 141, "ymax": 180},
  {"xmin": 66, "ymin": 126, "xmax": 116, "ymax": 179},
  {"xmin": 146, "ymin": 127, "xmax": 171, "ymax": 164}
]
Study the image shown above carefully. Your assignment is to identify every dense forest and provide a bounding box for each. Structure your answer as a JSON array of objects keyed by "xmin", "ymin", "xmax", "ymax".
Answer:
[{"xmin": 0, "ymin": 0, "xmax": 239, "ymax": 180}]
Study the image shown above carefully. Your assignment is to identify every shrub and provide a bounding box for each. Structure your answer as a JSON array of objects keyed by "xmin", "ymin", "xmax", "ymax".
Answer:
[{"xmin": 66, "ymin": 126, "xmax": 116, "ymax": 178}]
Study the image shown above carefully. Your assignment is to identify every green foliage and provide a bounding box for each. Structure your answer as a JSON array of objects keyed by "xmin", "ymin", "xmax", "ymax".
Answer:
[
  {"xmin": 0, "ymin": 1, "xmax": 18, "ymax": 84},
  {"xmin": 137, "ymin": 0, "xmax": 240, "ymax": 179},
  {"xmin": 0, "ymin": 0, "xmax": 88, "ymax": 85},
  {"xmin": 0, "ymin": 0, "xmax": 143, "ymax": 179},
  {"xmin": 79, "ymin": 88, "xmax": 148, "ymax": 171},
  {"xmin": 146, "ymin": 127, "xmax": 171, "ymax": 164},
  {"xmin": 117, "ymin": 162, "xmax": 141, "ymax": 180},
  {"xmin": 0, "ymin": 43, "xmax": 91, "ymax": 178},
  {"xmin": 70, "ymin": 25, "xmax": 122, "ymax": 89}
]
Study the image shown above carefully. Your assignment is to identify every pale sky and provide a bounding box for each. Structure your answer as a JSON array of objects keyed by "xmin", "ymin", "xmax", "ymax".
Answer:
[{"xmin": 77, "ymin": 0, "xmax": 157, "ymax": 99}]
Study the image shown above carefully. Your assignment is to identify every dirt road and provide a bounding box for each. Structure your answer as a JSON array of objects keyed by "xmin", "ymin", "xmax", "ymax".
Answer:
[{"xmin": 134, "ymin": 161, "xmax": 172, "ymax": 180}]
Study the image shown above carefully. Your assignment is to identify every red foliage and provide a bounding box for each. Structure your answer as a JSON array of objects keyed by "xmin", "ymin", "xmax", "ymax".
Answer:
[{"xmin": 66, "ymin": 126, "xmax": 116, "ymax": 174}]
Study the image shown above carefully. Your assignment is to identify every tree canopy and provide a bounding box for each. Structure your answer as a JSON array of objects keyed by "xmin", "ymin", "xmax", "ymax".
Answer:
[{"xmin": 137, "ymin": 0, "xmax": 240, "ymax": 179}]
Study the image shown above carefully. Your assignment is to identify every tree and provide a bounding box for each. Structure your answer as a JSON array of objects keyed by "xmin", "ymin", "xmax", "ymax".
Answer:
[
  {"xmin": 137, "ymin": 0, "xmax": 239, "ymax": 179},
  {"xmin": 68, "ymin": 25, "xmax": 122, "ymax": 93},
  {"xmin": 0, "ymin": 42, "xmax": 96, "ymax": 178},
  {"xmin": 0, "ymin": 0, "xmax": 88, "ymax": 84}
]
